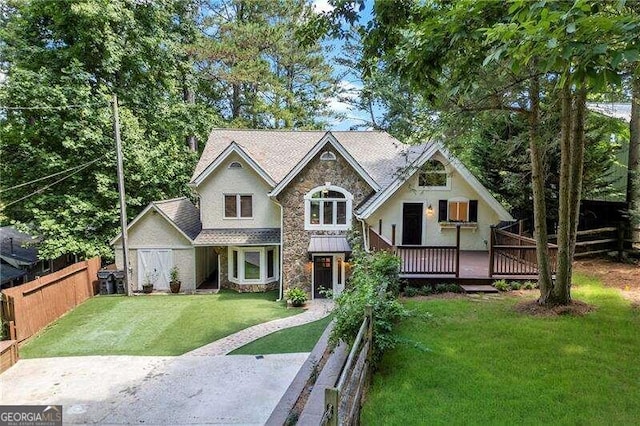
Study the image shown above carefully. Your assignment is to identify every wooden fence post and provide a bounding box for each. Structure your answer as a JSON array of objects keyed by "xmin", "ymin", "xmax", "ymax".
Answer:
[
  {"xmin": 489, "ymin": 225, "xmax": 495, "ymax": 278},
  {"xmin": 325, "ymin": 387, "xmax": 339, "ymax": 426},
  {"xmin": 391, "ymin": 224, "xmax": 396, "ymax": 247},
  {"xmin": 8, "ymin": 321, "xmax": 16, "ymax": 341},
  {"xmin": 617, "ymin": 221, "xmax": 625, "ymax": 260},
  {"xmin": 455, "ymin": 225, "xmax": 461, "ymax": 278}
]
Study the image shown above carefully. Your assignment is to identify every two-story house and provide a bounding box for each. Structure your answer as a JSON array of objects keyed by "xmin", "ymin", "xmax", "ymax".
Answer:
[{"xmin": 113, "ymin": 129, "xmax": 513, "ymax": 298}]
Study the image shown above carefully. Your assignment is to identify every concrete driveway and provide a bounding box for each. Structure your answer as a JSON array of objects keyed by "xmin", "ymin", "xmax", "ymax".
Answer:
[{"xmin": 0, "ymin": 353, "xmax": 308, "ymax": 425}]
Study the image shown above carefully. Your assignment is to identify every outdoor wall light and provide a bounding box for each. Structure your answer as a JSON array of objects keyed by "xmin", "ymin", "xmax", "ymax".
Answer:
[{"xmin": 426, "ymin": 204, "xmax": 434, "ymax": 216}]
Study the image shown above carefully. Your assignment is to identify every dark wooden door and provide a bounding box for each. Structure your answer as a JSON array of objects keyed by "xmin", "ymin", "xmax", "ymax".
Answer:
[
  {"xmin": 402, "ymin": 203, "xmax": 423, "ymax": 245},
  {"xmin": 313, "ymin": 256, "xmax": 333, "ymax": 298}
]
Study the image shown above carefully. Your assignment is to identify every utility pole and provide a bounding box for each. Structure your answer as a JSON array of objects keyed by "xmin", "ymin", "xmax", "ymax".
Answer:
[{"xmin": 112, "ymin": 94, "xmax": 131, "ymax": 296}]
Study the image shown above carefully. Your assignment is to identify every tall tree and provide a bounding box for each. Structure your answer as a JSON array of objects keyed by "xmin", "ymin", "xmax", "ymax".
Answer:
[
  {"xmin": 629, "ymin": 72, "xmax": 640, "ymax": 247},
  {"xmin": 196, "ymin": 0, "xmax": 338, "ymax": 129},
  {"xmin": 363, "ymin": 0, "xmax": 640, "ymax": 305},
  {"xmin": 0, "ymin": 0, "xmax": 217, "ymax": 259}
]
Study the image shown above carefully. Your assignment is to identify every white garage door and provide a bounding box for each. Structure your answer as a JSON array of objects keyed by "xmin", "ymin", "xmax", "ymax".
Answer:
[{"xmin": 138, "ymin": 249, "xmax": 173, "ymax": 290}]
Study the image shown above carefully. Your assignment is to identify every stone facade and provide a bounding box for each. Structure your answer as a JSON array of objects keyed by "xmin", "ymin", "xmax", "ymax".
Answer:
[{"xmin": 277, "ymin": 144, "xmax": 374, "ymax": 294}]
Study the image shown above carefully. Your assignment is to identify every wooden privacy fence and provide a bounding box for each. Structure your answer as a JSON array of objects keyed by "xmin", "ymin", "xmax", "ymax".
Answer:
[
  {"xmin": 490, "ymin": 228, "xmax": 557, "ymax": 276},
  {"xmin": 1, "ymin": 257, "xmax": 100, "ymax": 342},
  {"xmin": 322, "ymin": 306, "xmax": 373, "ymax": 426}
]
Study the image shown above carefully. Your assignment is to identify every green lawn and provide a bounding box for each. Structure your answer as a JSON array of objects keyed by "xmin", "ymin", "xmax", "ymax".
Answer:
[
  {"xmin": 362, "ymin": 274, "xmax": 640, "ymax": 425},
  {"xmin": 20, "ymin": 290, "xmax": 301, "ymax": 358},
  {"xmin": 230, "ymin": 315, "xmax": 333, "ymax": 355}
]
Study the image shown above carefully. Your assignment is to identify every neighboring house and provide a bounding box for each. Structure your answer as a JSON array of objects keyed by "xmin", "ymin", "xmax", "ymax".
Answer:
[
  {"xmin": 113, "ymin": 130, "xmax": 513, "ymax": 298},
  {"xmin": 0, "ymin": 226, "xmax": 75, "ymax": 288}
]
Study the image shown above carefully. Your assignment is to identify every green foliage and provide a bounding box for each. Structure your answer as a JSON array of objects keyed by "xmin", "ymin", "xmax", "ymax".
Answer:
[
  {"xmin": 509, "ymin": 281, "xmax": 522, "ymax": 291},
  {"xmin": 493, "ymin": 279, "xmax": 511, "ymax": 292},
  {"xmin": 403, "ymin": 286, "xmax": 419, "ymax": 297},
  {"xmin": 284, "ymin": 287, "xmax": 308, "ymax": 306},
  {"xmin": 169, "ymin": 266, "xmax": 180, "ymax": 283},
  {"xmin": 331, "ymin": 245, "xmax": 409, "ymax": 363},
  {"xmin": 522, "ymin": 281, "xmax": 537, "ymax": 290}
]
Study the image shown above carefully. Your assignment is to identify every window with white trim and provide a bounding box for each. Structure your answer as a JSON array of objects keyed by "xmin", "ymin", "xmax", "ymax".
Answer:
[
  {"xmin": 448, "ymin": 200, "xmax": 469, "ymax": 222},
  {"xmin": 418, "ymin": 160, "xmax": 448, "ymax": 188},
  {"xmin": 224, "ymin": 194, "xmax": 252, "ymax": 218},
  {"xmin": 228, "ymin": 246, "xmax": 279, "ymax": 284},
  {"xmin": 304, "ymin": 185, "xmax": 353, "ymax": 230},
  {"xmin": 228, "ymin": 161, "xmax": 243, "ymax": 169}
]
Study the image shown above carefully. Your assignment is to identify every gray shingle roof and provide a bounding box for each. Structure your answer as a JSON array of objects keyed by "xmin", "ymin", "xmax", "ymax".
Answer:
[
  {"xmin": 587, "ymin": 102, "xmax": 632, "ymax": 122},
  {"xmin": 154, "ymin": 198, "xmax": 202, "ymax": 241},
  {"xmin": 194, "ymin": 228, "xmax": 280, "ymax": 246},
  {"xmin": 308, "ymin": 235, "xmax": 352, "ymax": 253},
  {"xmin": 0, "ymin": 261, "xmax": 27, "ymax": 284},
  {"xmin": 0, "ymin": 226, "xmax": 39, "ymax": 264},
  {"xmin": 191, "ymin": 129, "xmax": 430, "ymax": 190}
]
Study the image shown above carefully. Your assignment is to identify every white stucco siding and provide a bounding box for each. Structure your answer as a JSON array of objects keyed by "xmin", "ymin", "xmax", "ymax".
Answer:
[
  {"xmin": 127, "ymin": 210, "xmax": 193, "ymax": 248},
  {"xmin": 113, "ymin": 210, "xmax": 196, "ymax": 291},
  {"xmin": 115, "ymin": 247, "xmax": 196, "ymax": 291},
  {"xmin": 367, "ymin": 157, "xmax": 502, "ymax": 251},
  {"xmin": 197, "ymin": 152, "xmax": 280, "ymax": 229}
]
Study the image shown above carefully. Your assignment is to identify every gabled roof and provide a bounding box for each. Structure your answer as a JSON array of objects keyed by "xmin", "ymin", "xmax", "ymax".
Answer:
[
  {"xmin": 0, "ymin": 261, "xmax": 27, "ymax": 284},
  {"xmin": 269, "ymin": 132, "xmax": 380, "ymax": 197},
  {"xmin": 111, "ymin": 197, "xmax": 202, "ymax": 245},
  {"xmin": 190, "ymin": 141, "xmax": 277, "ymax": 187},
  {"xmin": 0, "ymin": 226, "xmax": 39, "ymax": 265},
  {"xmin": 191, "ymin": 129, "xmax": 419, "ymax": 190},
  {"xmin": 356, "ymin": 142, "xmax": 514, "ymax": 221}
]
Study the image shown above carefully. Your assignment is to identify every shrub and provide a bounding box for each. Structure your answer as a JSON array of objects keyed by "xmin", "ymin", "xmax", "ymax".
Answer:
[
  {"xmin": 435, "ymin": 283, "xmax": 448, "ymax": 293},
  {"xmin": 510, "ymin": 281, "xmax": 522, "ymax": 291},
  {"xmin": 445, "ymin": 283, "xmax": 462, "ymax": 293},
  {"xmin": 419, "ymin": 285, "xmax": 433, "ymax": 296},
  {"xmin": 404, "ymin": 287, "xmax": 419, "ymax": 297},
  {"xmin": 522, "ymin": 280, "xmax": 538, "ymax": 290},
  {"xmin": 493, "ymin": 279, "xmax": 511, "ymax": 292},
  {"xmin": 284, "ymin": 287, "xmax": 308, "ymax": 306},
  {"xmin": 331, "ymin": 234, "xmax": 409, "ymax": 364}
]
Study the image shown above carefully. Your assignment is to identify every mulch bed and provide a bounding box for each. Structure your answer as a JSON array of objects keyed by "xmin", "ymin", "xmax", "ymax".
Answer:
[{"xmin": 514, "ymin": 299, "xmax": 595, "ymax": 317}]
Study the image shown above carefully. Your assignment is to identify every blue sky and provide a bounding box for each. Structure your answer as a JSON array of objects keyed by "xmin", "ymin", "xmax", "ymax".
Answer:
[{"xmin": 313, "ymin": 0, "xmax": 379, "ymax": 130}]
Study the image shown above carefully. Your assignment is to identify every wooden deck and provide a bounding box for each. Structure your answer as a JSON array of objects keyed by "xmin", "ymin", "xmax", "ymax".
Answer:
[{"xmin": 400, "ymin": 250, "xmax": 538, "ymax": 284}]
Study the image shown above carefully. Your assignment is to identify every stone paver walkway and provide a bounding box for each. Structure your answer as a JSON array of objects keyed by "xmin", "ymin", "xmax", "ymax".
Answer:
[{"xmin": 185, "ymin": 299, "xmax": 334, "ymax": 356}]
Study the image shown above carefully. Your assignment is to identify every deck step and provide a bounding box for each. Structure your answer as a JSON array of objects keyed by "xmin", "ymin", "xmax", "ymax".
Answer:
[{"xmin": 460, "ymin": 284, "xmax": 499, "ymax": 294}]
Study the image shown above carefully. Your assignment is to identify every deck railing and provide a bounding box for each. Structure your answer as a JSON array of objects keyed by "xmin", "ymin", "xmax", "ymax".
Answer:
[
  {"xmin": 490, "ymin": 228, "xmax": 557, "ymax": 276},
  {"xmin": 369, "ymin": 226, "xmax": 461, "ymax": 276}
]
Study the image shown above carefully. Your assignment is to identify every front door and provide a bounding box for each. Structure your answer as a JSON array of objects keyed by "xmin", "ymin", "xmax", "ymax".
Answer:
[
  {"xmin": 402, "ymin": 203, "xmax": 423, "ymax": 245},
  {"xmin": 313, "ymin": 256, "xmax": 333, "ymax": 298}
]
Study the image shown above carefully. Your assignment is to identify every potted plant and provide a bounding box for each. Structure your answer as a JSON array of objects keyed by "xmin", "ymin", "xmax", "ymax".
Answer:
[
  {"xmin": 169, "ymin": 266, "xmax": 181, "ymax": 294},
  {"xmin": 142, "ymin": 272, "xmax": 155, "ymax": 294},
  {"xmin": 284, "ymin": 287, "xmax": 308, "ymax": 307}
]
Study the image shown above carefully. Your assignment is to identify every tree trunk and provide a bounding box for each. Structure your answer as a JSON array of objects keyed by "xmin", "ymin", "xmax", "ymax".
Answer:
[
  {"xmin": 544, "ymin": 82, "xmax": 587, "ymax": 306},
  {"xmin": 527, "ymin": 76, "xmax": 554, "ymax": 301},
  {"xmin": 629, "ymin": 72, "xmax": 640, "ymax": 248},
  {"xmin": 183, "ymin": 83, "xmax": 197, "ymax": 152}
]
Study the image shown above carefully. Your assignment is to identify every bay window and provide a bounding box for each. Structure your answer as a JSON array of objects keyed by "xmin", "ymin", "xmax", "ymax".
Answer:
[{"xmin": 228, "ymin": 246, "xmax": 278, "ymax": 284}]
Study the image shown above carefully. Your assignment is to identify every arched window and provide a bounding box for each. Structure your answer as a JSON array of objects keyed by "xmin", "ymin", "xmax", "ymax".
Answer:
[
  {"xmin": 304, "ymin": 185, "xmax": 353, "ymax": 230},
  {"xmin": 418, "ymin": 160, "xmax": 448, "ymax": 188},
  {"xmin": 228, "ymin": 161, "xmax": 243, "ymax": 169},
  {"xmin": 320, "ymin": 151, "xmax": 337, "ymax": 161}
]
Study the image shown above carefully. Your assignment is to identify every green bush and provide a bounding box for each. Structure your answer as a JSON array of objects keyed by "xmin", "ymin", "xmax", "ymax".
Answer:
[
  {"xmin": 404, "ymin": 287, "xmax": 419, "ymax": 297},
  {"xmin": 284, "ymin": 287, "xmax": 308, "ymax": 306},
  {"xmin": 445, "ymin": 283, "xmax": 462, "ymax": 293},
  {"xmin": 331, "ymin": 231, "xmax": 409, "ymax": 363},
  {"xmin": 510, "ymin": 281, "xmax": 522, "ymax": 291},
  {"xmin": 493, "ymin": 279, "xmax": 511, "ymax": 292},
  {"xmin": 522, "ymin": 281, "xmax": 538, "ymax": 290},
  {"xmin": 419, "ymin": 285, "xmax": 433, "ymax": 296}
]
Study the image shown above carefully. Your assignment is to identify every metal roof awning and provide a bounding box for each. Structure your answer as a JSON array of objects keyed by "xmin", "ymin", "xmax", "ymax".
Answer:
[
  {"xmin": 193, "ymin": 228, "xmax": 280, "ymax": 246},
  {"xmin": 308, "ymin": 236, "xmax": 352, "ymax": 253}
]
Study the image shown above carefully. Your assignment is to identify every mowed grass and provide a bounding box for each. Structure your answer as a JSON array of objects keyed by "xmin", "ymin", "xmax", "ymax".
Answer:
[
  {"xmin": 362, "ymin": 274, "xmax": 640, "ymax": 425},
  {"xmin": 230, "ymin": 315, "xmax": 333, "ymax": 355},
  {"xmin": 20, "ymin": 290, "xmax": 301, "ymax": 358}
]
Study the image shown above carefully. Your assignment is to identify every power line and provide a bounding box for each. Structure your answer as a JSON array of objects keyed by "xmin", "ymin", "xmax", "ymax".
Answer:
[
  {"xmin": 0, "ymin": 102, "xmax": 108, "ymax": 111},
  {"xmin": 1, "ymin": 160, "xmax": 99, "ymax": 210},
  {"xmin": 0, "ymin": 155, "xmax": 108, "ymax": 193}
]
